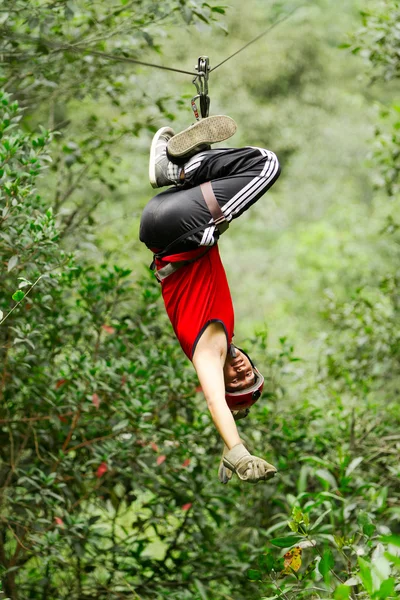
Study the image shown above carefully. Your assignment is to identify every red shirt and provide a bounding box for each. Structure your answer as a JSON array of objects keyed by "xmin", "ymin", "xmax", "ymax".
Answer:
[{"xmin": 155, "ymin": 245, "xmax": 234, "ymax": 360}]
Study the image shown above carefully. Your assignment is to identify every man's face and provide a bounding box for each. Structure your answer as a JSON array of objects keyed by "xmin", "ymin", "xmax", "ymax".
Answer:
[{"xmin": 223, "ymin": 348, "xmax": 256, "ymax": 392}]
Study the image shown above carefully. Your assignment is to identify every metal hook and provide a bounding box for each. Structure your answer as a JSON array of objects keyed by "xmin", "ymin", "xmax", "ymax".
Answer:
[{"xmin": 191, "ymin": 56, "xmax": 210, "ymax": 120}]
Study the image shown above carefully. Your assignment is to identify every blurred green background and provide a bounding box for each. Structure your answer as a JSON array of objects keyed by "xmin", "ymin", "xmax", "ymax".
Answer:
[
  {"xmin": 2, "ymin": 0, "xmax": 400, "ymax": 598},
  {"xmin": 67, "ymin": 0, "xmax": 392, "ymax": 356}
]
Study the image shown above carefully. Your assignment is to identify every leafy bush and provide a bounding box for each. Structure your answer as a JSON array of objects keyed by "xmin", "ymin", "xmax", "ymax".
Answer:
[{"xmin": 0, "ymin": 93, "xmax": 249, "ymax": 600}]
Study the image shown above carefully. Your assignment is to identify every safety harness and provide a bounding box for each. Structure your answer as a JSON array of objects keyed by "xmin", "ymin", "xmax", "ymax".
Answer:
[{"xmin": 152, "ymin": 181, "xmax": 229, "ymax": 282}]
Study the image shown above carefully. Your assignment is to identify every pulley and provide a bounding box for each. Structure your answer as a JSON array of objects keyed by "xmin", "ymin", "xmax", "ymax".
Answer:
[{"xmin": 191, "ymin": 56, "xmax": 210, "ymax": 121}]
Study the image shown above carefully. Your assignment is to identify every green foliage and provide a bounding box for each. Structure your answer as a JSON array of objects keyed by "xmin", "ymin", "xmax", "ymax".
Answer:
[
  {"xmin": 0, "ymin": 96, "xmax": 243, "ymax": 599},
  {"xmin": 372, "ymin": 104, "xmax": 400, "ymax": 197},
  {"xmin": 347, "ymin": 1, "xmax": 400, "ymax": 82},
  {"xmin": 348, "ymin": 1, "xmax": 400, "ymax": 210},
  {"xmin": 1, "ymin": 1, "xmax": 400, "ymax": 599},
  {"xmin": 0, "ymin": 0, "xmax": 227, "ymax": 242}
]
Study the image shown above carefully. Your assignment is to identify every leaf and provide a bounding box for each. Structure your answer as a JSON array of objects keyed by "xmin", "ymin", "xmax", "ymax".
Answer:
[
  {"xmin": 298, "ymin": 539, "xmax": 317, "ymax": 549},
  {"xmin": 384, "ymin": 552, "xmax": 400, "ymax": 567},
  {"xmin": 358, "ymin": 511, "xmax": 375, "ymax": 537},
  {"xmin": 12, "ymin": 290, "xmax": 25, "ymax": 302},
  {"xmin": 181, "ymin": 7, "xmax": 192, "ymax": 23},
  {"xmin": 363, "ymin": 523, "xmax": 375, "ymax": 537},
  {"xmin": 282, "ymin": 547, "xmax": 302, "ymax": 574},
  {"xmin": 318, "ymin": 549, "xmax": 334, "ymax": 576},
  {"xmin": 345, "ymin": 456, "xmax": 363, "ymax": 477},
  {"xmin": 0, "ymin": 310, "xmax": 3, "ymax": 321},
  {"xmin": 344, "ymin": 576, "xmax": 361, "ymax": 586},
  {"xmin": 247, "ymin": 569, "xmax": 262, "ymax": 581},
  {"xmin": 375, "ymin": 577, "xmax": 395, "ymax": 599},
  {"xmin": 315, "ymin": 468, "xmax": 337, "ymax": 488},
  {"xmin": 311, "ymin": 508, "xmax": 332, "ymax": 531},
  {"xmin": 270, "ymin": 535, "xmax": 303, "ymax": 548},
  {"xmin": 358, "ymin": 557, "xmax": 373, "ymax": 595},
  {"xmin": 288, "ymin": 520, "xmax": 298, "ymax": 532},
  {"xmin": 7, "ymin": 254, "xmax": 18, "ymax": 272},
  {"xmin": 334, "ymin": 584, "xmax": 351, "ymax": 599},
  {"xmin": 258, "ymin": 552, "xmax": 275, "ymax": 574},
  {"xmin": 112, "ymin": 419, "xmax": 129, "ymax": 431},
  {"xmin": 380, "ymin": 535, "xmax": 400, "ymax": 547},
  {"xmin": 194, "ymin": 578, "xmax": 208, "ymax": 600},
  {"xmin": 372, "ymin": 555, "xmax": 390, "ymax": 584},
  {"xmin": 193, "ymin": 10, "xmax": 209, "ymax": 23}
]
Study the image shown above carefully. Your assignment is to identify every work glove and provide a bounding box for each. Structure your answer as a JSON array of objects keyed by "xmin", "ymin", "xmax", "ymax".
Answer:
[
  {"xmin": 223, "ymin": 443, "xmax": 277, "ymax": 484},
  {"xmin": 218, "ymin": 444, "xmax": 233, "ymax": 484},
  {"xmin": 218, "ymin": 438, "xmax": 250, "ymax": 485}
]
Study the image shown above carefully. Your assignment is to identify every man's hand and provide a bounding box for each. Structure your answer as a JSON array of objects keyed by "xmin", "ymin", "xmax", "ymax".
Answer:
[{"xmin": 223, "ymin": 443, "xmax": 277, "ymax": 484}]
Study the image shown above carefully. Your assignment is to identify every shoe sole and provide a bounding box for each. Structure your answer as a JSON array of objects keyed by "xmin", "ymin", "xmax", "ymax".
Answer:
[
  {"xmin": 167, "ymin": 115, "xmax": 237, "ymax": 157},
  {"xmin": 149, "ymin": 126, "xmax": 175, "ymax": 189}
]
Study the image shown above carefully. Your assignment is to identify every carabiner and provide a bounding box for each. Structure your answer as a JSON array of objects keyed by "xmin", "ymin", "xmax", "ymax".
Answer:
[{"xmin": 191, "ymin": 56, "xmax": 210, "ymax": 120}]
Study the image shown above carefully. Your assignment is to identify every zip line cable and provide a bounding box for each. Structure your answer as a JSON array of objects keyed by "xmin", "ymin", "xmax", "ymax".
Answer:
[
  {"xmin": 210, "ymin": 5, "xmax": 303, "ymax": 72},
  {"xmin": 71, "ymin": 6, "xmax": 302, "ymax": 76},
  {"xmin": 65, "ymin": 5, "xmax": 302, "ymax": 76},
  {"xmin": 6, "ymin": 5, "xmax": 301, "ymax": 78},
  {"xmin": 64, "ymin": 47, "xmax": 199, "ymax": 77},
  {"xmin": 3, "ymin": 5, "xmax": 303, "ymax": 119}
]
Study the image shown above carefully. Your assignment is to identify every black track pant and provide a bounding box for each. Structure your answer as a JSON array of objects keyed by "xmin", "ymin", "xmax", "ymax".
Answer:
[{"xmin": 139, "ymin": 146, "xmax": 281, "ymax": 254}]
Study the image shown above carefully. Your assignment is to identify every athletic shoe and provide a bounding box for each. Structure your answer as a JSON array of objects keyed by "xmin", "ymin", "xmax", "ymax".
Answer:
[
  {"xmin": 149, "ymin": 126, "xmax": 181, "ymax": 188},
  {"xmin": 167, "ymin": 115, "xmax": 237, "ymax": 158}
]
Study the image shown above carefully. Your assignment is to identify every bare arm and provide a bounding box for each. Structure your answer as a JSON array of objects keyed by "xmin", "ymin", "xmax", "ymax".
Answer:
[{"xmin": 192, "ymin": 322, "xmax": 241, "ymax": 450}]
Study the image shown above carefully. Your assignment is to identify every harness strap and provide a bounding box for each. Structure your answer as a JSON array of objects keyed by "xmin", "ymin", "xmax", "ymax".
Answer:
[
  {"xmin": 200, "ymin": 181, "xmax": 229, "ymax": 234},
  {"xmin": 152, "ymin": 182, "xmax": 229, "ymax": 280},
  {"xmin": 155, "ymin": 260, "xmax": 187, "ymax": 282},
  {"xmin": 154, "ymin": 181, "xmax": 228, "ymax": 260},
  {"xmin": 153, "ymin": 248, "xmax": 211, "ymax": 282}
]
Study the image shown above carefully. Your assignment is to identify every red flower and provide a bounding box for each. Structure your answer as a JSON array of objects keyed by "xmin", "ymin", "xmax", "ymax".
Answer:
[
  {"xmin": 181, "ymin": 458, "xmax": 191, "ymax": 467},
  {"xmin": 195, "ymin": 385, "xmax": 202, "ymax": 393},
  {"xmin": 92, "ymin": 393, "xmax": 100, "ymax": 409},
  {"xmin": 102, "ymin": 325, "xmax": 115, "ymax": 334},
  {"xmin": 55, "ymin": 378, "xmax": 67, "ymax": 389},
  {"xmin": 150, "ymin": 442, "xmax": 159, "ymax": 452},
  {"xmin": 156, "ymin": 455, "xmax": 166, "ymax": 466},
  {"xmin": 54, "ymin": 517, "xmax": 64, "ymax": 526},
  {"xmin": 96, "ymin": 462, "xmax": 108, "ymax": 478},
  {"xmin": 182, "ymin": 503, "xmax": 192, "ymax": 511}
]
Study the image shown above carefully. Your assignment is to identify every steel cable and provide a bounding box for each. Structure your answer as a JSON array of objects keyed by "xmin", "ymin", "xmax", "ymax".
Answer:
[{"xmin": 210, "ymin": 5, "xmax": 303, "ymax": 72}]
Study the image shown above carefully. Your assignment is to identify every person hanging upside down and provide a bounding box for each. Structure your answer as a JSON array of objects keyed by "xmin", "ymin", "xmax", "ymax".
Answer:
[{"xmin": 139, "ymin": 115, "xmax": 281, "ymax": 484}]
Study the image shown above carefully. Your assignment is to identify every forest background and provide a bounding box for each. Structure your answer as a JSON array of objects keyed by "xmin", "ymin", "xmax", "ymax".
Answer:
[{"xmin": 1, "ymin": 0, "xmax": 400, "ymax": 599}]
